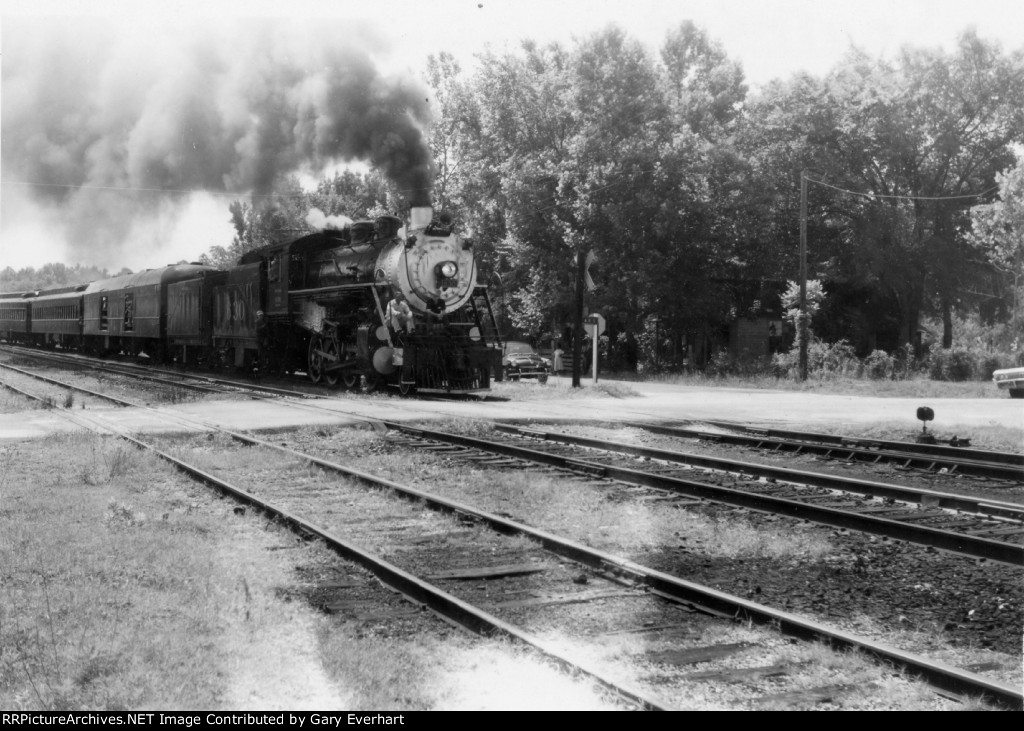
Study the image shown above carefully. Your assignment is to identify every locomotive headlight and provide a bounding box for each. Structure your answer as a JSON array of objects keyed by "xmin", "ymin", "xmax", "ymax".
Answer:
[{"xmin": 440, "ymin": 261, "xmax": 458, "ymax": 279}]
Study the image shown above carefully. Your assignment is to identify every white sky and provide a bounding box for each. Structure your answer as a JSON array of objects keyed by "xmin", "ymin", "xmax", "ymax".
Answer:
[{"xmin": 2, "ymin": 0, "xmax": 1024, "ymax": 272}]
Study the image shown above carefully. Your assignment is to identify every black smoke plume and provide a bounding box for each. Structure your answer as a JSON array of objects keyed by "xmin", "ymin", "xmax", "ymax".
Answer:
[{"xmin": 1, "ymin": 18, "xmax": 435, "ymax": 267}]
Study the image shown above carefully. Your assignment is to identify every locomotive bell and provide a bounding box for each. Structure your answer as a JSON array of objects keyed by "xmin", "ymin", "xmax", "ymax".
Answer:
[{"xmin": 916, "ymin": 406, "xmax": 934, "ymax": 423}]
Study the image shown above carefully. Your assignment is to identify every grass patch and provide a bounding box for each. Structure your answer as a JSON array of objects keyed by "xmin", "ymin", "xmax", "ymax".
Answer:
[
  {"xmin": 0, "ymin": 391, "xmax": 47, "ymax": 413},
  {"xmin": 0, "ymin": 434, "xmax": 223, "ymax": 709},
  {"xmin": 315, "ymin": 630, "xmax": 620, "ymax": 710},
  {"xmin": 0, "ymin": 432, "xmax": 344, "ymax": 711}
]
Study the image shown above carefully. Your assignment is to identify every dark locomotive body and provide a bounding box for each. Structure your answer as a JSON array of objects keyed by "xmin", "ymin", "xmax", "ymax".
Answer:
[
  {"xmin": 1, "ymin": 207, "xmax": 502, "ymax": 395},
  {"xmin": 235, "ymin": 207, "xmax": 500, "ymax": 393}
]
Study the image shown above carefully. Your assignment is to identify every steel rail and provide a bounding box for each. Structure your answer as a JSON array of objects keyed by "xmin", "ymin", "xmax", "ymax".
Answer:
[
  {"xmin": 497, "ymin": 425, "xmax": 1024, "ymax": 521},
  {"xmin": 0, "ymin": 361, "xmax": 132, "ymax": 406},
  {"xmin": 412, "ymin": 424, "xmax": 1024, "ymax": 566},
  {"xmin": 0, "ymin": 369, "xmax": 671, "ymax": 709},
  {"xmin": 4, "ymin": 370, "xmax": 1019, "ymax": 708},
  {"xmin": 43, "ymin": 357, "xmax": 225, "ymax": 394},
  {"xmin": 694, "ymin": 420, "xmax": 1024, "ymax": 468},
  {"xmin": 0, "ymin": 344, "xmax": 309, "ymax": 399},
  {"xmin": 34, "ymin": 416, "xmax": 675, "ymax": 711},
  {"xmin": 145, "ymin": 444, "xmax": 677, "ymax": 710},
  {"xmin": 367, "ymin": 422, "xmax": 1020, "ymax": 709},
  {"xmin": 0, "ymin": 377, "xmax": 53, "ymax": 403},
  {"xmin": 639, "ymin": 423, "xmax": 1024, "ymax": 482},
  {"xmin": 135, "ymin": 414, "xmax": 1023, "ymax": 708}
]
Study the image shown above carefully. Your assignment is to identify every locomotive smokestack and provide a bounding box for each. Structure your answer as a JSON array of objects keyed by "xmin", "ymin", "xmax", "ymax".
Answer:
[{"xmin": 410, "ymin": 207, "xmax": 433, "ymax": 231}]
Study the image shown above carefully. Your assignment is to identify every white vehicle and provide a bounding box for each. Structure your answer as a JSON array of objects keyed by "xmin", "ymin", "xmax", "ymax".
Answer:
[{"xmin": 992, "ymin": 366, "xmax": 1024, "ymax": 398}]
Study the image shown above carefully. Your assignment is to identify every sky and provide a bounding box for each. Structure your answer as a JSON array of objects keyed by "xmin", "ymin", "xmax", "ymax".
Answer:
[{"xmin": 2, "ymin": 0, "xmax": 1023, "ymax": 274}]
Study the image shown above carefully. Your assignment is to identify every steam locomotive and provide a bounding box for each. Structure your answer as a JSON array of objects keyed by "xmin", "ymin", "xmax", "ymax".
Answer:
[{"xmin": 0, "ymin": 206, "xmax": 503, "ymax": 394}]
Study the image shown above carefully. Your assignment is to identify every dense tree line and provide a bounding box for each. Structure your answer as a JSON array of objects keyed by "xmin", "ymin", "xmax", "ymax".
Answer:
[
  {"xmin": 427, "ymin": 23, "xmax": 1024, "ymax": 371},
  {"xmin": 0, "ymin": 263, "xmax": 123, "ymax": 294}
]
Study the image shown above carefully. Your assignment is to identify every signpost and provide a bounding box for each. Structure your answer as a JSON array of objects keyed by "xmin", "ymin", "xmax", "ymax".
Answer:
[{"xmin": 583, "ymin": 313, "xmax": 605, "ymax": 383}]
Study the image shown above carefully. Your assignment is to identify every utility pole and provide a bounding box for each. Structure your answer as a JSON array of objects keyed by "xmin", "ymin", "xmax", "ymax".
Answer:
[
  {"xmin": 799, "ymin": 170, "xmax": 809, "ymax": 381},
  {"xmin": 572, "ymin": 248, "xmax": 585, "ymax": 388}
]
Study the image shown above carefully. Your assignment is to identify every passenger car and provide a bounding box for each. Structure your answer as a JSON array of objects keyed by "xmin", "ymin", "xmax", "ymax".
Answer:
[
  {"xmin": 501, "ymin": 341, "xmax": 551, "ymax": 382},
  {"xmin": 993, "ymin": 366, "xmax": 1024, "ymax": 398}
]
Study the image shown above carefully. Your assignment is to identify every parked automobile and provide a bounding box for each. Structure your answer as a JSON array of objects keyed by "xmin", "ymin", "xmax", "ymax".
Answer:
[
  {"xmin": 501, "ymin": 340, "xmax": 551, "ymax": 383},
  {"xmin": 993, "ymin": 366, "xmax": 1024, "ymax": 398}
]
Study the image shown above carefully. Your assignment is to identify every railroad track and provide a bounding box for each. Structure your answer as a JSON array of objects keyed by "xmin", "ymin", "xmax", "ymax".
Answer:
[
  {"xmin": 0, "ymin": 344, "xmax": 313, "ymax": 401},
  {"xmin": 641, "ymin": 421, "xmax": 1024, "ymax": 483},
  {"xmin": 384, "ymin": 423, "xmax": 1024, "ymax": 567},
  {"xmin": 6, "ymin": 351, "xmax": 1023, "ymax": 564},
  {"xmin": 697, "ymin": 420, "xmax": 1024, "ymax": 467},
  {"xmin": 6, "ymin": 350, "xmax": 1023, "ymax": 562},
  {"xmin": 3, "ymin": 362, "xmax": 1020, "ymax": 708}
]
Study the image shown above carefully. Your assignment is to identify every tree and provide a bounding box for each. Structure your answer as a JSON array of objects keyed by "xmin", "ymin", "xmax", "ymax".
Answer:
[
  {"xmin": 969, "ymin": 159, "xmax": 1024, "ymax": 348},
  {"xmin": 661, "ymin": 21, "xmax": 747, "ymax": 137},
  {"xmin": 820, "ymin": 31, "xmax": 1024, "ymax": 349},
  {"xmin": 202, "ymin": 176, "xmax": 311, "ymax": 267},
  {"xmin": 465, "ymin": 26, "xmax": 747, "ymax": 375},
  {"xmin": 424, "ymin": 52, "xmax": 481, "ymax": 219}
]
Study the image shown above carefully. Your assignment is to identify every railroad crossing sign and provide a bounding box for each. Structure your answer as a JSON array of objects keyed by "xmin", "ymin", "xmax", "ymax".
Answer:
[{"xmin": 584, "ymin": 313, "xmax": 606, "ymax": 336}]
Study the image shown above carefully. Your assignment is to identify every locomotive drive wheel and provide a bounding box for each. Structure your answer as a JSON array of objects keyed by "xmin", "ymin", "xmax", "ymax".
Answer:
[
  {"xmin": 341, "ymin": 372, "xmax": 360, "ymax": 390},
  {"xmin": 398, "ymin": 366, "xmax": 416, "ymax": 396},
  {"xmin": 323, "ymin": 338, "xmax": 339, "ymax": 387},
  {"xmin": 307, "ymin": 336, "xmax": 325, "ymax": 384}
]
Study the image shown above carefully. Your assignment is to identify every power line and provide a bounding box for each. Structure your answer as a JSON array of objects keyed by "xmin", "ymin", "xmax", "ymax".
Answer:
[{"xmin": 806, "ymin": 176, "xmax": 999, "ymax": 202}]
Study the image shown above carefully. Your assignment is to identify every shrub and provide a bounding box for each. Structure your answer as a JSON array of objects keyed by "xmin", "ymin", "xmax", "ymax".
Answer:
[
  {"xmin": 707, "ymin": 351, "xmax": 774, "ymax": 378},
  {"xmin": 928, "ymin": 348, "xmax": 976, "ymax": 381},
  {"xmin": 979, "ymin": 353, "xmax": 1009, "ymax": 379},
  {"xmin": 892, "ymin": 343, "xmax": 918, "ymax": 380},
  {"xmin": 772, "ymin": 338, "xmax": 860, "ymax": 380},
  {"xmin": 863, "ymin": 349, "xmax": 894, "ymax": 380},
  {"xmin": 808, "ymin": 338, "xmax": 858, "ymax": 377}
]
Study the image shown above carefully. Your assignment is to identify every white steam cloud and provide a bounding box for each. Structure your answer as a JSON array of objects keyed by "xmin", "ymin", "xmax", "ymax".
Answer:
[{"xmin": 305, "ymin": 207, "xmax": 355, "ymax": 231}]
